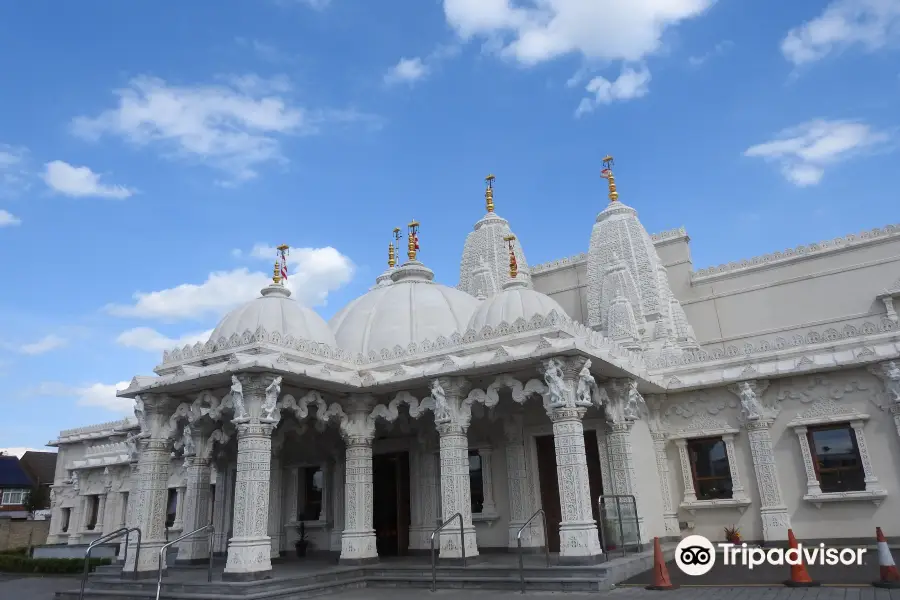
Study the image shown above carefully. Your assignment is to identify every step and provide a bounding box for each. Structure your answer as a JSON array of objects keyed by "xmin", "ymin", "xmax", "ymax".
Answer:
[
  {"xmin": 367, "ymin": 574, "xmax": 608, "ymax": 592},
  {"xmin": 364, "ymin": 565, "xmax": 608, "ymax": 579}
]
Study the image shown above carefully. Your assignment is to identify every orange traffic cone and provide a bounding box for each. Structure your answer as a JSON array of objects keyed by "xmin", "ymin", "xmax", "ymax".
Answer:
[
  {"xmin": 646, "ymin": 537, "xmax": 679, "ymax": 590},
  {"xmin": 783, "ymin": 529, "xmax": 819, "ymax": 587},
  {"xmin": 873, "ymin": 527, "xmax": 900, "ymax": 589}
]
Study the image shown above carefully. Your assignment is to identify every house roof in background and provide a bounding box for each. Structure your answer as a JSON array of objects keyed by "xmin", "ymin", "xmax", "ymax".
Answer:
[
  {"xmin": 0, "ymin": 456, "xmax": 34, "ymax": 488},
  {"xmin": 19, "ymin": 451, "xmax": 57, "ymax": 486}
]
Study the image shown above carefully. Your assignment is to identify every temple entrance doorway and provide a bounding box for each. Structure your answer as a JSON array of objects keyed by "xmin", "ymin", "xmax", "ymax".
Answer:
[
  {"xmin": 372, "ymin": 451, "xmax": 411, "ymax": 556},
  {"xmin": 535, "ymin": 430, "xmax": 604, "ymax": 553}
]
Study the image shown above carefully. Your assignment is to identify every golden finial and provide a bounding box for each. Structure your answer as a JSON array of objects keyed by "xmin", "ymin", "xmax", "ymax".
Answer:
[
  {"xmin": 600, "ymin": 155, "xmax": 619, "ymax": 203},
  {"xmin": 503, "ymin": 234, "xmax": 518, "ymax": 279},
  {"xmin": 485, "ymin": 174, "xmax": 496, "ymax": 213},
  {"xmin": 407, "ymin": 220, "xmax": 420, "ymax": 261},
  {"xmin": 272, "ymin": 260, "xmax": 281, "ymax": 284},
  {"xmin": 389, "ymin": 228, "xmax": 401, "ymax": 268}
]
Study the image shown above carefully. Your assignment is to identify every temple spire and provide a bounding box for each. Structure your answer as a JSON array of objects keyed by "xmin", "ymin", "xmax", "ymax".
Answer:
[
  {"xmin": 600, "ymin": 155, "xmax": 619, "ymax": 203},
  {"xmin": 389, "ymin": 227, "xmax": 400, "ymax": 268},
  {"xmin": 407, "ymin": 220, "xmax": 420, "ymax": 261},
  {"xmin": 485, "ymin": 174, "xmax": 495, "ymax": 213},
  {"xmin": 273, "ymin": 244, "xmax": 290, "ymax": 284},
  {"xmin": 504, "ymin": 234, "xmax": 518, "ymax": 278}
]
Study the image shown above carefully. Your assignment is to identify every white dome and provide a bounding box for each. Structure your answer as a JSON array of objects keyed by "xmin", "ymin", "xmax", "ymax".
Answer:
[
  {"xmin": 329, "ymin": 261, "xmax": 481, "ymax": 359},
  {"xmin": 467, "ymin": 278, "xmax": 566, "ymax": 331},
  {"xmin": 209, "ymin": 283, "xmax": 337, "ymax": 347}
]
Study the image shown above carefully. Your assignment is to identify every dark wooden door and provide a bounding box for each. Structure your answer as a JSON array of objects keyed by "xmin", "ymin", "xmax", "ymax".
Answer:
[
  {"xmin": 535, "ymin": 435, "xmax": 562, "ymax": 552},
  {"xmin": 373, "ymin": 452, "xmax": 411, "ymax": 556},
  {"xmin": 583, "ymin": 430, "xmax": 605, "ymax": 547}
]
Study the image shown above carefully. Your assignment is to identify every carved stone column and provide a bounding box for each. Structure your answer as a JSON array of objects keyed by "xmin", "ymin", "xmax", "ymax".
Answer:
[
  {"xmin": 408, "ymin": 432, "xmax": 438, "ymax": 551},
  {"xmin": 329, "ymin": 453, "xmax": 345, "ymax": 552},
  {"xmin": 268, "ymin": 456, "xmax": 283, "ymax": 558},
  {"xmin": 478, "ymin": 447, "xmax": 497, "ymax": 516},
  {"xmin": 745, "ymin": 419, "xmax": 790, "ymax": 540},
  {"xmin": 211, "ymin": 465, "xmax": 228, "ymax": 554},
  {"xmin": 338, "ymin": 395, "xmax": 378, "ymax": 564},
  {"xmin": 434, "ymin": 377, "xmax": 479, "ymax": 560},
  {"xmin": 605, "ymin": 379, "xmax": 646, "ymax": 546},
  {"xmin": 650, "ymin": 432, "xmax": 679, "ymax": 536},
  {"xmin": 96, "ymin": 493, "xmax": 108, "ymax": 534},
  {"xmin": 66, "ymin": 493, "xmax": 83, "ymax": 545},
  {"xmin": 117, "ymin": 462, "xmax": 138, "ymax": 563},
  {"xmin": 503, "ymin": 414, "xmax": 539, "ymax": 548},
  {"xmin": 541, "ymin": 358, "xmax": 603, "ymax": 563},
  {"xmin": 223, "ymin": 373, "xmax": 280, "ymax": 581},
  {"xmin": 125, "ymin": 436, "xmax": 173, "ymax": 576},
  {"xmin": 176, "ymin": 456, "xmax": 212, "ymax": 563}
]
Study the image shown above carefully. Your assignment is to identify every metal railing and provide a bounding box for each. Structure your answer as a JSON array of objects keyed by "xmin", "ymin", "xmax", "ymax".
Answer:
[
  {"xmin": 154, "ymin": 523, "xmax": 214, "ymax": 600},
  {"xmin": 597, "ymin": 494, "xmax": 642, "ymax": 557},
  {"xmin": 516, "ymin": 509, "xmax": 551, "ymax": 594},
  {"xmin": 79, "ymin": 526, "xmax": 142, "ymax": 600},
  {"xmin": 429, "ymin": 512, "xmax": 465, "ymax": 592}
]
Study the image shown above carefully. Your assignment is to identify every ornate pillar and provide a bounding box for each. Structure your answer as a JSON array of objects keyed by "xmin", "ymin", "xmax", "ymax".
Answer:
[
  {"xmin": 745, "ymin": 419, "xmax": 790, "ymax": 540},
  {"xmin": 176, "ymin": 455, "xmax": 212, "ymax": 563},
  {"xmin": 408, "ymin": 432, "xmax": 438, "ymax": 551},
  {"xmin": 605, "ymin": 378, "xmax": 647, "ymax": 546},
  {"xmin": 674, "ymin": 439, "xmax": 697, "ymax": 502},
  {"xmin": 644, "ymin": 395, "xmax": 679, "ymax": 537},
  {"xmin": 223, "ymin": 373, "xmax": 280, "ymax": 581},
  {"xmin": 503, "ymin": 414, "xmax": 539, "ymax": 548},
  {"xmin": 268, "ymin": 456, "xmax": 283, "ymax": 558},
  {"xmin": 211, "ymin": 465, "xmax": 229, "ymax": 554},
  {"xmin": 433, "ymin": 377, "xmax": 479, "ymax": 560},
  {"xmin": 118, "ymin": 462, "xmax": 137, "ymax": 563},
  {"xmin": 67, "ymin": 491, "xmax": 83, "ymax": 545},
  {"xmin": 541, "ymin": 357, "xmax": 603, "ymax": 563},
  {"xmin": 96, "ymin": 494, "xmax": 108, "ymax": 533},
  {"xmin": 329, "ymin": 453, "xmax": 345, "ymax": 552},
  {"xmin": 338, "ymin": 395, "xmax": 378, "ymax": 564},
  {"xmin": 478, "ymin": 447, "xmax": 497, "ymax": 516},
  {"xmin": 125, "ymin": 436, "xmax": 173, "ymax": 576},
  {"xmin": 172, "ymin": 487, "xmax": 185, "ymax": 531}
]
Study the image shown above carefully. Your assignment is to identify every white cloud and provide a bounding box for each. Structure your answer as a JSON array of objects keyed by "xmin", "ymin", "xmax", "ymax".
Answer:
[
  {"xmin": 782, "ymin": 0, "xmax": 900, "ymax": 65},
  {"xmin": 744, "ymin": 119, "xmax": 890, "ymax": 186},
  {"xmin": 0, "ymin": 143, "xmax": 29, "ymax": 196},
  {"xmin": 688, "ymin": 40, "xmax": 733, "ymax": 66},
  {"xmin": 384, "ymin": 58, "xmax": 429, "ymax": 85},
  {"xmin": 0, "ymin": 447, "xmax": 52, "ymax": 458},
  {"xmin": 70, "ymin": 76, "xmax": 309, "ymax": 184},
  {"xmin": 18, "ymin": 334, "xmax": 68, "ymax": 355},
  {"xmin": 442, "ymin": 0, "xmax": 715, "ymax": 65},
  {"xmin": 30, "ymin": 381, "xmax": 133, "ymax": 413},
  {"xmin": 115, "ymin": 327, "xmax": 213, "ymax": 352},
  {"xmin": 42, "ymin": 160, "xmax": 134, "ymax": 199},
  {"xmin": 575, "ymin": 66, "xmax": 651, "ymax": 116},
  {"xmin": 0, "ymin": 209, "xmax": 21, "ymax": 227},
  {"xmin": 106, "ymin": 245, "xmax": 354, "ymax": 321}
]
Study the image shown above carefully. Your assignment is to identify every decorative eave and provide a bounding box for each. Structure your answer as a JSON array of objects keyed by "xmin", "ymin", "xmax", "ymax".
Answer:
[
  {"xmin": 120, "ymin": 320, "xmax": 667, "ymax": 400},
  {"xmin": 652, "ymin": 330, "xmax": 900, "ymax": 392},
  {"xmin": 47, "ymin": 418, "xmax": 137, "ymax": 447}
]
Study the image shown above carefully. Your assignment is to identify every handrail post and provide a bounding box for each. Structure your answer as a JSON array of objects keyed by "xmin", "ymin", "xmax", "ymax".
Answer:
[
  {"xmin": 516, "ymin": 508, "xmax": 550, "ymax": 594},
  {"xmin": 79, "ymin": 527, "xmax": 138, "ymax": 600},
  {"xmin": 155, "ymin": 523, "xmax": 214, "ymax": 600},
  {"xmin": 429, "ymin": 512, "xmax": 464, "ymax": 593}
]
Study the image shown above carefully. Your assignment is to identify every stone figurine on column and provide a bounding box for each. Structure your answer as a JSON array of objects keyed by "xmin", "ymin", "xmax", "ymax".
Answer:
[
  {"xmin": 730, "ymin": 380, "xmax": 790, "ymax": 541},
  {"xmin": 123, "ymin": 394, "xmax": 177, "ymax": 578},
  {"xmin": 540, "ymin": 357, "xmax": 604, "ymax": 563},
  {"xmin": 223, "ymin": 373, "xmax": 281, "ymax": 581}
]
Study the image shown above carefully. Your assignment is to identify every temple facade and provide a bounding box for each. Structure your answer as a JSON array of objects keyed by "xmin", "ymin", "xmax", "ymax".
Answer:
[{"xmin": 44, "ymin": 163, "xmax": 900, "ymax": 580}]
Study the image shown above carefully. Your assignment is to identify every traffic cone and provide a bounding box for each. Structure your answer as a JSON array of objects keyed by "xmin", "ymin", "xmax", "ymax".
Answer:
[
  {"xmin": 873, "ymin": 527, "xmax": 900, "ymax": 589},
  {"xmin": 783, "ymin": 529, "xmax": 819, "ymax": 587},
  {"xmin": 645, "ymin": 537, "xmax": 678, "ymax": 590}
]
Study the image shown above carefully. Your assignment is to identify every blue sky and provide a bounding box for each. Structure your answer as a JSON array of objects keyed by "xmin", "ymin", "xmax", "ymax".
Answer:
[{"xmin": 1, "ymin": 0, "xmax": 898, "ymax": 452}]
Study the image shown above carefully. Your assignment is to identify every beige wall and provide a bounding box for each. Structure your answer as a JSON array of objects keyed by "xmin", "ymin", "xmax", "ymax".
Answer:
[{"xmin": 0, "ymin": 518, "xmax": 50, "ymax": 551}]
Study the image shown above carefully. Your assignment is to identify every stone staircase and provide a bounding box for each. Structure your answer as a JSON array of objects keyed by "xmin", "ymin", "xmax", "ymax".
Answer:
[{"xmin": 57, "ymin": 547, "xmax": 671, "ymax": 599}]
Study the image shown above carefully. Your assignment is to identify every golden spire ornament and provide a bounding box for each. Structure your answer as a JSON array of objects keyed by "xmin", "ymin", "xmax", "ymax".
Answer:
[
  {"xmin": 274, "ymin": 244, "xmax": 290, "ymax": 284},
  {"xmin": 407, "ymin": 220, "xmax": 420, "ymax": 261},
  {"xmin": 388, "ymin": 227, "xmax": 401, "ymax": 268},
  {"xmin": 485, "ymin": 174, "xmax": 496, "ymax": 213},
  {"xmin": 504, "ymin": 234, "xmax": 518, "ymax": 278},
  {"xmin": 272, "ymin": 260, "xmax": 281, "ymax": 284},
  {"xmin": 600, "ymin": 155, "xmax": 619, "ymax": 203}
]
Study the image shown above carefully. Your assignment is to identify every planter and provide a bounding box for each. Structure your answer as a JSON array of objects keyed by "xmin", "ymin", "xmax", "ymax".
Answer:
[{"xmin": 295, "ymin": 542, "xmax": 308, "ymax": 558}]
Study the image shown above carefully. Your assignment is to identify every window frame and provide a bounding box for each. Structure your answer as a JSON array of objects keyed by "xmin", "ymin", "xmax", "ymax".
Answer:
[
  {"xmin": 1, "ymin": 489, "xmax": 27, "ymax": 506},
  {"xmin": 686, "ymin": 436, "xmax": 735, "ymax": 501},
  {"xmin": 806, "ymin": 424, "xmax": 866, "ymax": 494},
  {"xmin": 669, "ymin": 426, "xmax": 751, "ymax": 515}
]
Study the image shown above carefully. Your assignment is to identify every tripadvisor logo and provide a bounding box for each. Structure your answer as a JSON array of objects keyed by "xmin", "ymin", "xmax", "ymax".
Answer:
[{"xmin": 675, "ymin": 535, "xmax": 867, "ymax": 576}]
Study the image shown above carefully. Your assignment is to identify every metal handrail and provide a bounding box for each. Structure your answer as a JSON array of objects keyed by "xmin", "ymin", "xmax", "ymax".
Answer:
[
  {"xmin": 429, "ymin": 512, "xmax": 465, "ymax": 592},
  {"xmin": 516, "ymin": 509, "xmax": 551, "ymax": 593},
  {"xmin": 597, "ymin": 494, "xmax": 642, "ymax": 557},
  {"xmin": 79, "ymin": 526, "xmax": 142, "ymax": 600},
  {"xmin": 155, "ymin": 523, "xmax": 214, "ymax": 600}
]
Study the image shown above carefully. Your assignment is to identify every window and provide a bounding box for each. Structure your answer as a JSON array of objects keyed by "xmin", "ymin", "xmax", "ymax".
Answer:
[
  {"xmin": 85, "ymin": 496, "xmax": 100, "ymax": 530},
  {"xmin": 687, "ymin": 437, "xmax": 733, "ymax": 500},
  {"xmin": 807, "ymin": 425, "xmax": 866, "ymax": 493},
  {"xmin": 61, "ymin": 508, "xmax": 71, "ymax": 533},
  {"xmin": 1, "ymin": 489, "xmax": 27, "ymax": 505},
  {"xmin": 166, "ymin": 489, "xmax": 177, "ymax": 528},
  {"xmin": 299, "ymin": 467, "xmax": 324, "ymax": 521},
  {"xmin": 469, "ymin": 450, "xmax": 484, "ymax": 514}
]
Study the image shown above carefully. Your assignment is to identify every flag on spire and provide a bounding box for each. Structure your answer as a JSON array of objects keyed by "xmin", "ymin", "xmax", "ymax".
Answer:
[{"xmin": 277, "ymin": 244, "xmax": 290, "ymax": 282}]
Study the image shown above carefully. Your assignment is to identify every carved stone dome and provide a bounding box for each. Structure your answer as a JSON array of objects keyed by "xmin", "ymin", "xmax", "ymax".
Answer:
[
  {"xmin": 467, "ymin": 277, "xmax": 565, "ymax": 332},
  {"xmin": 209, "ymin": 283, "xmax": 337, "ymax": 347},
  {"xmin": 329, "ymin": 261, "xmax": 481, "ymax": 360}
]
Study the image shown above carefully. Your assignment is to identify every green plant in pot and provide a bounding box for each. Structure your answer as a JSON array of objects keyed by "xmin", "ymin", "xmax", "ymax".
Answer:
[
  {"xmin": 295, "ymin": 522, "xmax": 309, "ymax": 558},
  {"xmin": 724, "ymin": 525, "xmax": 741, "ymax": 544}
]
